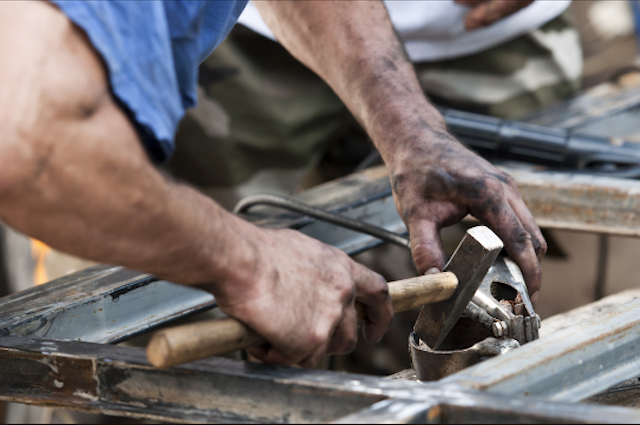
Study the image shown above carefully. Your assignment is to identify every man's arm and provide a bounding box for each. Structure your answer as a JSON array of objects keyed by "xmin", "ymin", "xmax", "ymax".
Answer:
[
  {"xmin": 255, "ymin": 1, "xmax": 547, "ymax": 300},
  {"xmin": 0, "ymin": 1, "xmax": 392, "ymax": 366}
]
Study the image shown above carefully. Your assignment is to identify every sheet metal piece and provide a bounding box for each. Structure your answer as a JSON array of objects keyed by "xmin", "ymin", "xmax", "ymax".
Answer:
[
  {"xmin": 442, "ymin": 297, "xmax": 640, "ymax": 402},
  {"xmin": 0, "ymin": 265, "xmax": 216, "ymax": 344},
  {"xmin": 414, "ymin": 226, "xmax": 503, "ymax": 349}
]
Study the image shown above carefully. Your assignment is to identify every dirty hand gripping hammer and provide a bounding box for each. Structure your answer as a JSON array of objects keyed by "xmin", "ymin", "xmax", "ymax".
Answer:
[{"xmin": 146, "ymin": 226, "xmax": 503, "ymax": 368}]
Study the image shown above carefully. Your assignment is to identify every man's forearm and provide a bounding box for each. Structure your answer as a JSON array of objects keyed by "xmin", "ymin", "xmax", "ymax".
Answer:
[
  {"xmin": 253, "ymin": 1, "xmax": 447, "ymax": 161},
  {"xmin": 256, "ymin": 1, "xmax": 547, "ymax": 294},
  {"xmin": 0, "ymin": 42, "xmax": 257, "ymax": 287},
  {"xmin": 0, "ymin": 109, "xmax": 258, "ymax": 288}
]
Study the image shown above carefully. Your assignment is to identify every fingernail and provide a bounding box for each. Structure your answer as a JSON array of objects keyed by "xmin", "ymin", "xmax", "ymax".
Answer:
[
  {"xmin": 531, "ymin": 292, "xmax": 539, "ymax": 304},
  {"xmin": 425, "ymin": 267, "xmax": 441, "ymax": 275}
]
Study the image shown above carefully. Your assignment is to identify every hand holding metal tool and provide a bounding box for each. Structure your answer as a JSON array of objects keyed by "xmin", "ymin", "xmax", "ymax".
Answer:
[
  {"xmin": 147, "ymin": 226, "xmax": 511, "ymax": 369},
  {"xmin": 147, "ymin": 272, "xmax": 459, "ymax": 369}
]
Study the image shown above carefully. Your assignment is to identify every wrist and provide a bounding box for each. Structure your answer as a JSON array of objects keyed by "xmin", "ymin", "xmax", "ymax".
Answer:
[
  {"xmin": 205, "ymin": 215, "xmax": 266, "ymax": 298},
  {"xmin": 369, "ymin": 102, "xmax": 452, "ymax": 164}
]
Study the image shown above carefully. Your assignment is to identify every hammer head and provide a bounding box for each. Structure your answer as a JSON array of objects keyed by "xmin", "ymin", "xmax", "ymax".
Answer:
[{"xmin": 414, "ymin": 226, "xmax": 503, "ymax": 350}]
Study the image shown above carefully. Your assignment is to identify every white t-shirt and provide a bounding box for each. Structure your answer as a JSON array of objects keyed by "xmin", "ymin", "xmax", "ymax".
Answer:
[{"xmin": 237, "ymin": 0, "xmax": 572, "ymax": 63}]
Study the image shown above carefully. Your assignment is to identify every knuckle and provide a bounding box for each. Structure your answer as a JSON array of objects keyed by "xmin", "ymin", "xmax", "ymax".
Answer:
[
  {"xmin": 535, "ymin": 237, "xmax": 548, "ymax": 257},
  {"xmin": 307, "ymin": 329, "xmax": 327, "ymax": 349},
  {"xmin": 502, "ymin": 173, "xmax": 517, "ymax": 188},
  {"xmin": 373, "ymin": 279, "xmax": 390, "ymax": 303},
  {"xmin": 411, "ymin": 242, "xmax": 444, "ymax": 273},
  {"xmin": 511, "ymin": 228, "xmax": 532, "ymax": 248},
  {"xmin": 336, "ymin": 276, "xmax": 356, "ymax": 302},
  {"xmin": 342, "ymin": 287, "xmax": 356, "ymax": 306},
  {"xmin": 329, "ymin": 304, "xmax": 345, "ymax": 324},
  {"xmin": 484, "ymin": 176, "xmax": 504, "ymax": 193}
]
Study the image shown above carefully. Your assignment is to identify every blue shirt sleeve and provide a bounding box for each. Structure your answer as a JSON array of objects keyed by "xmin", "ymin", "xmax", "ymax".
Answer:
[{"xmin": 50, "ymin": 0, "xmax": 248, "ymax": 162}]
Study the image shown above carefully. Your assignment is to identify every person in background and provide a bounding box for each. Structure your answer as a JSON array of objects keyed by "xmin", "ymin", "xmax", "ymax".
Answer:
[{"xmin": 166, "ymin": 0, "xmax": 581, "ymax": 209}]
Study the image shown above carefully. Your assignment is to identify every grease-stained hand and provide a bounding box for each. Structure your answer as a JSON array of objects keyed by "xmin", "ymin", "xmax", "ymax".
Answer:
[
  {"xmin": 455, "ymin": 0, "xmax": 535, "ymax": 30},
  {"xmin": 388, "ymin": 130, "xmax": 546, "ymax": 302},
  {"xmin": 209, "ymin": 227, "xmax": 393, "ymax": 368}
]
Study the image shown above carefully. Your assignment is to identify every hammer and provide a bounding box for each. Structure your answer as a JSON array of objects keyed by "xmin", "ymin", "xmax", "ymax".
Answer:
[{"xmin": 146, "ymin": 226, "xmax": 503, "ymax": 369}]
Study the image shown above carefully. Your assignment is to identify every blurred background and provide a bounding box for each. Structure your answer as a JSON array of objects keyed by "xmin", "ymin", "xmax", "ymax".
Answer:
[{"xmin": 3, "ymin": 0, "xmax": 640, "ymax": 423}]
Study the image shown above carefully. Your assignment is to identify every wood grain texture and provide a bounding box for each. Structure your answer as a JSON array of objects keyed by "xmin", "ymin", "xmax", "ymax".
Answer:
[{"xmin": 147, "ymin": 272, "xmax": 458, "ymax": 369}]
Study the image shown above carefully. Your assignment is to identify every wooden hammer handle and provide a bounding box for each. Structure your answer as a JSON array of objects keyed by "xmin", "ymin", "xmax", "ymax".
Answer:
[{"xmin": 146, "ymin": 272, "xmax": 458, "ymax": 368}]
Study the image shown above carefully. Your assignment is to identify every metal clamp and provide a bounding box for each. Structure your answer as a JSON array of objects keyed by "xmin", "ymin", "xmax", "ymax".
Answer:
[{"xmin": 469, "ymin": 257, "xmax": 541, "ymax": 345}]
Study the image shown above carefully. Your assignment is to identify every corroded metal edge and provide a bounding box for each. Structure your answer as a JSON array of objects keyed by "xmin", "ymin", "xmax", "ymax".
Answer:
[{"xmin": 0, "ymin": 337, "xmax": 637, "ymax": 424}]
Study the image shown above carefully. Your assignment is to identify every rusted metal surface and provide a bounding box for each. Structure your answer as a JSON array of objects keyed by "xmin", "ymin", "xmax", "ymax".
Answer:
[
  {"xmin": 441, "ymin": 297, "xmax": 640, "ymax": 403},
  {"xmin": 0, "ymin": 265, "xmax": 216, "ymax": 344},
  {"xmin": 0, "ymin": 337, "xmax": 382, "ymax": 423},
  {"xmin": 505, "ymin": 167, "xmax": 640, "ymax": 237},
  {"xmin": 0, "ymin": 337, "xmax": 638, "ymax": 424},
  {"xmin": 241, "ymin": 163, "xmax": 640, "ymax": 240}
]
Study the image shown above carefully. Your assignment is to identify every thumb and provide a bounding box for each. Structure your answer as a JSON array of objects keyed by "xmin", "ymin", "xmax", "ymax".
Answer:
[{"xmin": 408, "ymin": 219, "xmax": 446, "ymax": 275}]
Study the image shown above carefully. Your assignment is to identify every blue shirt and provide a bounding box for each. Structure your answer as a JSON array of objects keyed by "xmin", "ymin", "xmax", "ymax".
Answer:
[{"xmin": 51, "ymin": 1, "xmax": 248, "ymax": 162}]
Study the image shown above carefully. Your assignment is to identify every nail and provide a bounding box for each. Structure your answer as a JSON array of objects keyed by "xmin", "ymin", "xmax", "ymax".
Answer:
[{"xmin": 425, "ymin": 267, "xmax": 441, "ymax": 275}]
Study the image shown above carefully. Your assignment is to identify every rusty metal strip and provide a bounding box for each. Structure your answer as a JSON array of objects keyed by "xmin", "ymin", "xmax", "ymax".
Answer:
[
  {"xmin": 0, "ymin": 337, "xmax": 638, "ymax": 424},
  {"xmin": 506, "ymin": 168, "xmax": 640, "ymax": 237},
  {"xmin": 244, "ymin": 164, "xmax": 640, "ymax": 239}
]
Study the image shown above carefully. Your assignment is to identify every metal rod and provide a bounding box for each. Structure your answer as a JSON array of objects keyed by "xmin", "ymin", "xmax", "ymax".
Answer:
[{"xmin": 234, "ymin": 193, "xmax": 410, "ymax": 249}]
